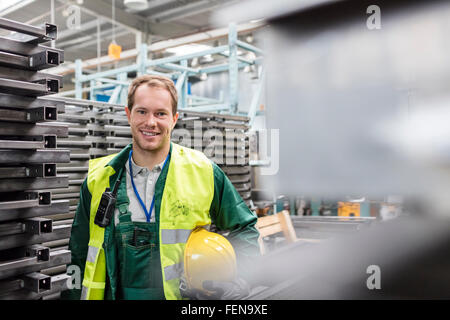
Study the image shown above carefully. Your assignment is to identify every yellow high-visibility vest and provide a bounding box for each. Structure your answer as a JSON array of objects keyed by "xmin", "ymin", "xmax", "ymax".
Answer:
[{"xmin": 80, "ymin": 143, "xmax": 214, "ymax": 300}]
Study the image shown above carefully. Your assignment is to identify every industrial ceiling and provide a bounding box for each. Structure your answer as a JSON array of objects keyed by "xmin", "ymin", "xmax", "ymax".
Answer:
[{"xmin": 0, "ymin": 0, "xmax": 245, "ymax": 64}]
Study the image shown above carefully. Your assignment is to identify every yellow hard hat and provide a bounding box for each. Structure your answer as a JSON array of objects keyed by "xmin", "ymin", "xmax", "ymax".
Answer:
[{"xmin": 184, "ymin": 227, "xmax": 237, "ymax": 292}]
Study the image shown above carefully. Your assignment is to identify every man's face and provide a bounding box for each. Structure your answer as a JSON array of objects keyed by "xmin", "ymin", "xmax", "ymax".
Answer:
[{"xmin": 125, "ymin": 85, "xmax": 178, "ymax": 154}]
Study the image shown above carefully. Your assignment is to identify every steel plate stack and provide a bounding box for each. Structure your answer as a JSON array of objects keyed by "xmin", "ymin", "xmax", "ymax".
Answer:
[
  {"xmin": 173, "ymin": 110, "xmax": 252, "ymax": 206},
  {"xmin": 0, "ymin": 18, "xmax": 71, "ymax": 300},
  {"xmin": 51, "ymin": 98, "xmax": 126, "ymax": 218}
]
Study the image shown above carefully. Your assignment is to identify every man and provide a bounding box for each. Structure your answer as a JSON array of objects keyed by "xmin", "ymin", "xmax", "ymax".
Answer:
[{"xmin": 63, "ymin": 75, "xmax": 260, "ymax": 300}]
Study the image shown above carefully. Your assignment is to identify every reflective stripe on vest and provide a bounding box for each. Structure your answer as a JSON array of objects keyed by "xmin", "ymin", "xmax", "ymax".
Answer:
[
  {"xmin": 164, "ymin": 262, "xmax": 184, "ymax": 281},
  {"xmin": 161, "ymin": 229, "xmax": 192, "ymax": 244},
  {"xmin": 81, "ymin": 153, "xmax": 117, "ymax": 300},
  {"xmin": 86, "ymin": 246, "xmax": 99, "ymax": 263},
  {"xmin": 81, "ymin": 143, "xmax": 214, "ymax": 300}
]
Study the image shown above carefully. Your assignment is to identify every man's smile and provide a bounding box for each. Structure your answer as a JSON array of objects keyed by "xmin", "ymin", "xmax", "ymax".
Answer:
[{"xmin": 140, "ymin": 129, "xmax": 160, "ymax": 137}]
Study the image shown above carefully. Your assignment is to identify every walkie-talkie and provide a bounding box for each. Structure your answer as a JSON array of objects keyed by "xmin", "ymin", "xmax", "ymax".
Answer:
[{"xmin": 94, "ymin": 168, "xmax": 123, "ymax": 228}]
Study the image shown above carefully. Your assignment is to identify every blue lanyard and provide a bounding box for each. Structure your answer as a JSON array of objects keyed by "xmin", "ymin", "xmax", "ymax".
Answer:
[{"xmin": 128, "ymin": 149, "xmax": 169, "ymax": 223}]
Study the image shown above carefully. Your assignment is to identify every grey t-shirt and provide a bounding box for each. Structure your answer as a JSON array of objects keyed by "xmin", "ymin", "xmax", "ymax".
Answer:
[{"xmin": 114, "ymin": 156, "xmax": 165, "ymax": 225}]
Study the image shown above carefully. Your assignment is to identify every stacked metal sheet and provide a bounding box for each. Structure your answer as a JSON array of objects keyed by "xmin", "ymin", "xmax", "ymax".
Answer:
[
  {"xmin": 54, "ymin": 100, "xmax": 253, "ymax": 217},
  {"xmin": 173, "ymin": 110, "xmax": 252, "ymax": 205},
  {"xmin": 49, "ymin": 98, "xmax": 126, "ymax": 218},
  {"xmin": 0, "ymin": 18, "xmax": 71, "ymax": 300}
]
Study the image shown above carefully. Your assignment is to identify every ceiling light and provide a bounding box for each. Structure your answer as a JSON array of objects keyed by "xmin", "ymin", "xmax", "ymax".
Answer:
[
  {"xmin": 190, "ymin": 57, "xmax": 199, "ymax": 67},
  {"xmin": 245, "ymin": 52, "xmax": 256, "ymax": 60},
  {"xmin": 250, "ymin": 18, "xmax": 265, "ymax": 24},
  {"xmin": 199, "ymin": 54, "xmax": 214, "ymax": 64},
  {"xmin": 124, "ymin": 0, "xmax": 148, "ymax": 11},
  {"xmin": 166, "ymin": 44, "xmax": 212, "ymax": 56}
]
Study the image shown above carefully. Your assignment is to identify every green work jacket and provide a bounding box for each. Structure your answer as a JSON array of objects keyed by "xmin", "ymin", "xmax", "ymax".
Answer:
[{"xmin": 63, "ymin": 143, "xmax": 260, "ymax": 300}]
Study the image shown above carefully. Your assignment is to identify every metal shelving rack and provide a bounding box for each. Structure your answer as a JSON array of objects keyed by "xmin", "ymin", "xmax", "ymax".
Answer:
[
  {"xmin": 0, "ymin": 18, "xmax": 71, "ymax": 300},
  {"xmin": 56, "ymin": 23, "xmax": 264, "ymax": 125}
]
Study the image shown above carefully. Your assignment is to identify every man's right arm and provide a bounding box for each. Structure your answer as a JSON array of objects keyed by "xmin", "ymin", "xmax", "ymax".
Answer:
[{"xmin": 61, "ymin": 178, "xmax": 91, "ymax": 300}]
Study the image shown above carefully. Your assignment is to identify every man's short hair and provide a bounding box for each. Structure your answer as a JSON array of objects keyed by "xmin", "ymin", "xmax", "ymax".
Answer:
[{"xmin": 127, "ymin": 75, "xmax": 178, "ymax": 115}]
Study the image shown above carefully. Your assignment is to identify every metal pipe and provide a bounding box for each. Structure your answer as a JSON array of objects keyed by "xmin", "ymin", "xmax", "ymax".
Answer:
[
  {"xmin": 78, "ymin": 62, "xmax": 138, "ymax": 82},
  {"xmin": 235, "ymin": 39, "xmax": 264, "ymax": 55},
  {"xmin": 97, "ymin": 78, "xmax": 130, "ymax": 86},
  {"xmin": 48, "ymin": 21, "xmax": 265, "ymax": 76},
  {"xmin": 180, "ymin": 104, "xmax": 230, "ymax": 113},
  {"xmin": 161, "ymin": 62, "xmax": 199, "ymax": 74},
  {"xmin": 0, "ymin": 18, "xmax": 56, "ymax": 43},
  {"xmin": 144, "ymin": 45, "xmax": 229, "ymax": 70},
  {"xmin": 248, "ymin": 68, "xmax": 265, "ymax": 127},
  {"xmin": 50, "ymin": 0, "xmax": 55, "ymax": 48}
]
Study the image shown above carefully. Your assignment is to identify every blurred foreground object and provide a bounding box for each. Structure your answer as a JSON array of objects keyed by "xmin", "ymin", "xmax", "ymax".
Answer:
[
  {"xmin": 216, "ymin": 0, "xmax": 450, "ymax": 215},
  {"xmin": 214, "ymin": 0, "xmax": 450, "ymax": 299},
  {"xmin": 246, "ymin": 215, "xmax": 450, "ymax": 299}
]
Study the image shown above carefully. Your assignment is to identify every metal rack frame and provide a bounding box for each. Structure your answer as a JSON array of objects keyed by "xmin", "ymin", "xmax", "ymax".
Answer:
[
  {"xmin": 0, "ymin": 17, "xmax": 70, "ymax": 300},
  {"xmin": 58, "ymin": 23, "xmax": 264, "ymax": 124}
]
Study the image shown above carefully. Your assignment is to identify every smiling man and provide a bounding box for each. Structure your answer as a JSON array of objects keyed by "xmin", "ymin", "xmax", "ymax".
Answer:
[
  {"xmin": 126, "ymin": 76, "xmax": 178, "ymax": 171},
  {"xmin": 63, "ymin": 75, "xmax": 260, "ymax": 300}
]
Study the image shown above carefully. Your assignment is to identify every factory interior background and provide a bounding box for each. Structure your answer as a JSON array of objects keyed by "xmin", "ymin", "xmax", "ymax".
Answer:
[{"xmin": 0, "ymin": 0, "xmax": 449, "ymax": 301}]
